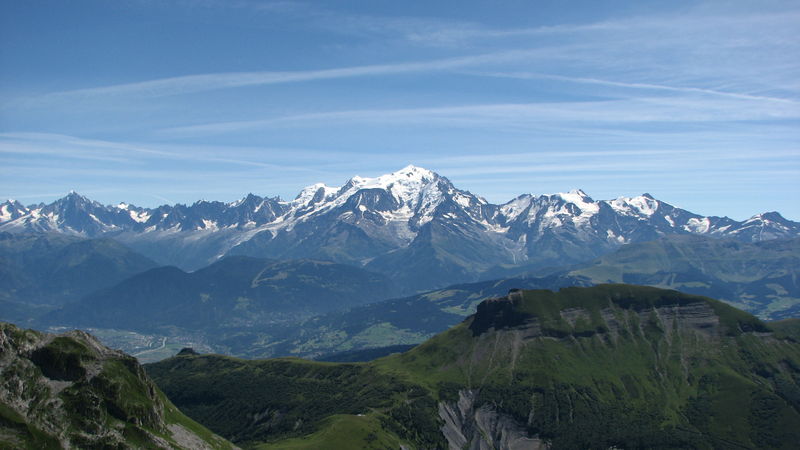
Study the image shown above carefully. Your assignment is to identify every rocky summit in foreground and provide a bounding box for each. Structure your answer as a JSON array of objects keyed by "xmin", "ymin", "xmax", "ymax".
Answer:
[
  {"xmin": 148, "ymin": 285, "xmax": 800, "ymax": 449},
  {"xmin": 0, "ymin": 322, "xmax": 235, "ymax": 449}
]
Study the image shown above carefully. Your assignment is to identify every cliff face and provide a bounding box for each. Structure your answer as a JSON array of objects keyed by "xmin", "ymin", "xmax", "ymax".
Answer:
[
  {"xmin": 470, "ymin": 294, "xmax": 722, "ymax": 342},
  {"xmin": 438, "ymin": 389, "xmax": 545, "ymax": 450},
  {"xmin": 0, "ymin": 322, "xmax": 234, "ymax": 449}
]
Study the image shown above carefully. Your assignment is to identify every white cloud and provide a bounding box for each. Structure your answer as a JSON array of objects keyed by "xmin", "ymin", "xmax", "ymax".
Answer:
[
  {"xmin": 33, "ymin": 50, "xmax": 547, "ymax": 101},
  {"xmin": 160, "ymin": 94, "xmax": 800, "ymax": 137}
]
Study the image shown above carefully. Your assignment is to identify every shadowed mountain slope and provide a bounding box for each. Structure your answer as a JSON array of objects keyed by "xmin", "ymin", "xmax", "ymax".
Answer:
[
  {"xmin": 0, "ymin": 232, "xmax": 158, "ymax": 307},
  {"xmin": 42, "ymin": 256, "xmax": 396, "ymax": 332}
]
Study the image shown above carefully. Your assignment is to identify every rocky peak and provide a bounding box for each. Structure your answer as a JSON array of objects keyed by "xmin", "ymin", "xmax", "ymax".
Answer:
[
  {"xmin": 747, "ymin": 211, "xmax": 789, "ymax": 225},
  {"xmin": 723, "ymin": 211, "xmax": 800, "ymax": 241},
  {"xmin": 47, "ymin": 190, "xmax": 97, "ymax": 212},
  {"xmin": 0, "ymin": 199, "xmax": 28, "ymax": 222}
]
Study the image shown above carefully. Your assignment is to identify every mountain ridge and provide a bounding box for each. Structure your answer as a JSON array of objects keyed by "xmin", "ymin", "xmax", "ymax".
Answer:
[{"xmin": 0, "ymin": 232, "xmax": 159, "ymax": 307}]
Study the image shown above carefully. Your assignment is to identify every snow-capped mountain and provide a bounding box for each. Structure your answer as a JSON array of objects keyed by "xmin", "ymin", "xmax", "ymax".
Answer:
[{"xmin": 2, "ymin": 165, "xmax": 798, "ymax": 292}]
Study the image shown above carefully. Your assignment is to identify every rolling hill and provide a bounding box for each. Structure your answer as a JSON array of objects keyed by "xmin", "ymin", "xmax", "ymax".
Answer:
[{"xmin": 224, "ymin": 235, "xmax": 799, "ymax": 359}]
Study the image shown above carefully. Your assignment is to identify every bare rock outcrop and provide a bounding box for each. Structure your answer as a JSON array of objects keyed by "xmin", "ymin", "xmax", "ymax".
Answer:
[{"xmin": 439, "ymin": 390, "xmax": 546, "ymax": 450}]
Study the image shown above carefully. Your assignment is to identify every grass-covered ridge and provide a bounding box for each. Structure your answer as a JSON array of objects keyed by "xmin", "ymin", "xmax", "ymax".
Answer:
[
  {"xmin": 147, "ymin": 285, "xmax": 800, "ymax": 449},
  {"xmin": 469, "ymin": 284, "xmax": 770, "ymax": 338}
]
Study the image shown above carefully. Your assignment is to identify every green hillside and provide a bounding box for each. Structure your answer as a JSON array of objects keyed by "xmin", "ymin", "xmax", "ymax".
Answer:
[
  {"xmin": 147, "ymin": 285, "xmax": 800, "ymax": 449},
  {"xmin": 217, "ymin": 274, "xmax": 588, "ymax": 359},
  {"xmin": 0, "ymin": 322, "xmax": 234, "ymax": 449}
]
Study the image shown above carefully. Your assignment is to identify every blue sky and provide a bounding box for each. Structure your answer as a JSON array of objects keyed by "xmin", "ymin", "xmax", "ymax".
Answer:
[{"xmin": 1, "ymin": 0, "xmax": 798, "ymax": 220}]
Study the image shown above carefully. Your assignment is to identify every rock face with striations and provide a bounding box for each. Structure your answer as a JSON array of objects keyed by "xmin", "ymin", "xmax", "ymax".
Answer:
[
  {"xmin": 438, "ymin": 389, "xmax": 545, "ymax": 450},
  {"xmin": 0, "ymin": 322, "xmax": 235, "ymax": 449}
]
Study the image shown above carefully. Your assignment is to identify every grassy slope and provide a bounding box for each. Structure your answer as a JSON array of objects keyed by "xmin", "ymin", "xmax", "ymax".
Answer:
[
  {"xmin": 148, "ymin": 285, "xmax": 800, "ymax": 449},
  {"xmin": 146, "ymin": 355, "xmax": 439, "ymax": 448},
  {"xmin": 0, "ymin": 402, "xmax": 62, "ymax": 449},
  {"xmin": 255, "ymin": 414, "xmax": 401, "ymax": 450}
]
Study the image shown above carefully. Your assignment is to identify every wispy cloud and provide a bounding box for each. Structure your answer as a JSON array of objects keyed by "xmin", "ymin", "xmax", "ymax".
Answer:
[
  {"xmin": 467, "ymin": 71, "xmax": 798, "ymax": 104},
  {"xmin": 160, "ymin": 93, "xmax": 800, "ymax": 137},
  {"xmin": 33, "ymin": 50, "xmax": 546, "ymax": 101},
  {"xmin": 20, "ymin": 4, "xmax": 800, "ymax": 115},
  {"xmin": 0, "ymin": 132, "xmax": 336, "ymax": 174}
]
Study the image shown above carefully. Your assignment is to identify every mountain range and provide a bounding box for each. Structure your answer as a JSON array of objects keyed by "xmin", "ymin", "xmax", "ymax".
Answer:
[
  {"xmin": 7, "ymin": 285, "xmax": 800, "ymax": 448},
  {"xmin": 3, "ymin": 166, "xmax": 798, "ymax": 292}
]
